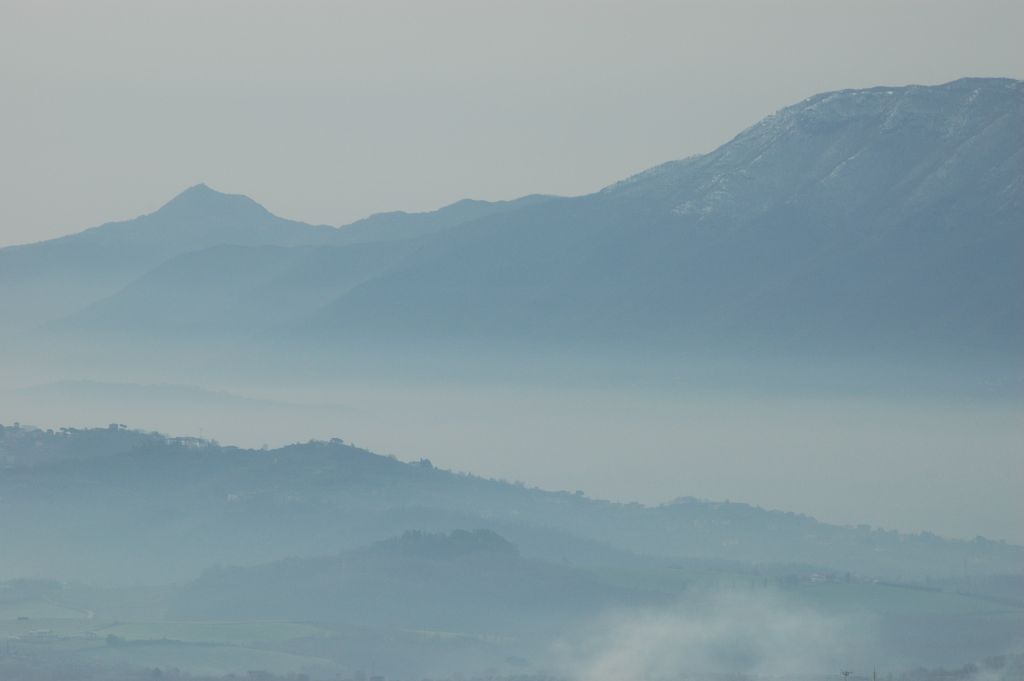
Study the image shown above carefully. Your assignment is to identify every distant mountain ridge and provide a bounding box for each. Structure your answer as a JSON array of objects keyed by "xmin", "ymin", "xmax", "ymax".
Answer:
[
  {"xmin": 333, "ymin": 194, "xmax": 554, "ymax": 246},
  {"xmin": 0, "ymin": 184, "xmax": 547, "ymax": 335},
  {"xmin": 1, "ymin": 423, "xmax": 1020, "ymax": 584},
  {"xmin": 1, "ymin": 78, "xmax": 1017, "ymax": 369},
  {"xmin": 0, "ymin": 74, "xmax": 1018, "ymax": 409}
]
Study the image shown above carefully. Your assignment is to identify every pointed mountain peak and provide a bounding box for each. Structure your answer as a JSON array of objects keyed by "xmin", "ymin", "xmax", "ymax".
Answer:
[
  {"xmin": 177, "ymin": 182, "xmax": 218, "ymax": 197},
  {"xmin": 156, "ymin": 183, "xmax": 271, "ymax": 220},
  {"xmin": 166, "ymin": 182, "xmax": 228, "ymax": 203}
]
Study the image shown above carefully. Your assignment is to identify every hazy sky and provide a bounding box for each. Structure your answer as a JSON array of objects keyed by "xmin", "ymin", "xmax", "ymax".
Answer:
[{"xmin": 1, "ymin": 0, "xmax": 1023, "ymax": 247}]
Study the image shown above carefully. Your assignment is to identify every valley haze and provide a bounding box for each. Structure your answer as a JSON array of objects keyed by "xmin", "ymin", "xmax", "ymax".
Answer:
[
  {"xmin": 2, "ymin": 78, "xmax": 1021, "ymax": 543},
  {"xmin": 1, "ymin": 74, "xmax": 1022, "ymax": 681}
]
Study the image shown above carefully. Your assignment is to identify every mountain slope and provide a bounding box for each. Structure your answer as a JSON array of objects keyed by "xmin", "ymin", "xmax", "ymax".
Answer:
[
  {"xmin": 52, "ymin": 240, "xmax": 418, "ymax": 339},
  {"xmin": 299, "ymin": 78, "xmax": 1023, "ymax": 359}
]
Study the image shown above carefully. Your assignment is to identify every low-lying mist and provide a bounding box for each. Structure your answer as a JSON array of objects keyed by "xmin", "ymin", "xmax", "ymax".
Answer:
[
  {"xmin": 552, "ymin": 588, "xmax": 1024, "ymax": 680},
  {"xmin": 551, "ymin": 590, "xmax": 867, "ymax": 680},
  {"xmin": 3, "ymin": 370, "xmax": 1021, "ymax": 545}
]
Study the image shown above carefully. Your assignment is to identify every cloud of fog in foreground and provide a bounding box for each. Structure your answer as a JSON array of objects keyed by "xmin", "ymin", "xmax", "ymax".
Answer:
[{"xmin": 551, "ymin": 590, "xmax": 869, "ymax": 681}]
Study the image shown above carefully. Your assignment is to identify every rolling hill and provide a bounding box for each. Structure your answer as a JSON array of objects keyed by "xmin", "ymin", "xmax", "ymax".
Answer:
[{"xmin": 1, "ymin": 423, "xmax": 1020, "ymax": 585}]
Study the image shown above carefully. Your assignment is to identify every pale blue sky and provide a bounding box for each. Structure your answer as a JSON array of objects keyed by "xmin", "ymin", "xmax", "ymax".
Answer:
[{"xmin": 1, "ymin": 0, "xmax": 1022, "ymax": 247}]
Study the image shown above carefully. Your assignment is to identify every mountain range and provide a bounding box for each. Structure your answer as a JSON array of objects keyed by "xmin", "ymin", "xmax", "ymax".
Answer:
[{"xmin": 2, "ymin": 77, "xmax": 1020, "ymax": 375}]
